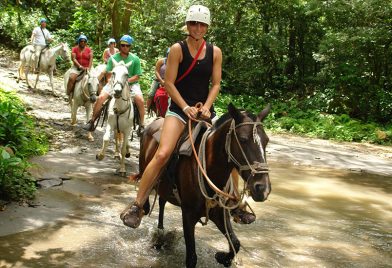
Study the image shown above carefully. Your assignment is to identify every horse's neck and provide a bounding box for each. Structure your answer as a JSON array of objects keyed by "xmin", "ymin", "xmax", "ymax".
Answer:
[
  {"xmin": 204, "ymin": 119, "xmax": 234, "ymax": 182},
  {"xmin": 43, "ymin": 45, "xmax": 61, "ymax": 65},
  {"xmin": 51, "ymin": 45, "xmax": 63, "ymax": 57},
  {"xmin": 73, "ymin": 75, "xmax": 88, "ymax": 100}
]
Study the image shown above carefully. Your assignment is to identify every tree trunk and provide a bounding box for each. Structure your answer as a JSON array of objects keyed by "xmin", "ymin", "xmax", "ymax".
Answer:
[
  {"xmin": 111, "ymin": 0, "xmax": 121, "ymax": 40},
  {"xmin": 120, "ymin": 0, "xmax": 132, "ymax": 35},
  {"xmin": 96, "ymin": 1, "xmax": 105, "ymax": 50}
]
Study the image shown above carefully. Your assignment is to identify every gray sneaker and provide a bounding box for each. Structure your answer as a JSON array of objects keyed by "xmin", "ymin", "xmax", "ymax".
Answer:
[{"xmin": 82, "ymin": 120, "xmax": 94, "ymax": 131}]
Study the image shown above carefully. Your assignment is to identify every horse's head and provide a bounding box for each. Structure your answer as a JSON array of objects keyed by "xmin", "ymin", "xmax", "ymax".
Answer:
[
  {"xmin": 86, "ymin": 70, "xmax": 99, "ymax": 102},
  {"xmin": 110, "ymin": 59, "xmax": 130, "ymax": 99},
  {"xmin": 59, "ymin": 43, "xmax": 70, "ymax": 61},
  {"xmin": 226, "ymin": 103, "xmax": 271, "ymax": 202}
]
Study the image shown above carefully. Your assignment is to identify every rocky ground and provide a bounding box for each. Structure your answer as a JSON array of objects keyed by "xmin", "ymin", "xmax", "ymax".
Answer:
[{"xmin": 0, "ymin": 45, "xmax": 392, "ymax": 237}]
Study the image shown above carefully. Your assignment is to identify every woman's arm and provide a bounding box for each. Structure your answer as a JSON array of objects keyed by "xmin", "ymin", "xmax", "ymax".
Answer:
[
  {"xmin": 88, "ymin": 49, "xmax": 93, "ymax": 70},
  {"xmin": 201, "ymin": 45, "xmax": 222, "ymax": 116},
  {"xmin": 155, "ymin": 58, "xmax": 165, "ymax": 85}
]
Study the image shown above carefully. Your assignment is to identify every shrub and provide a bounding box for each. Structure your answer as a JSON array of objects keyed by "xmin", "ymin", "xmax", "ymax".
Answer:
[
  {"xmin": 0, "ymin": 88, "xmax": 48, "ymax": 201},
  {"xmin": 0, "ymin": 147, "xmax": 36, "ymax": 200}
]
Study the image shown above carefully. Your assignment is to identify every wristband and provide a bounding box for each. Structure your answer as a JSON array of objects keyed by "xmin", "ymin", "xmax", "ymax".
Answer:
[{"xmin": 182, "ymin": 105, "xmax": 190, "ymax": 112}]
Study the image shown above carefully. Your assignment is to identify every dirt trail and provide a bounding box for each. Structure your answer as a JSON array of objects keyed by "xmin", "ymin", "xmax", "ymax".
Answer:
[{"xmin": 0, "ymin": 45, "xmax": 392, "ymax": 238}]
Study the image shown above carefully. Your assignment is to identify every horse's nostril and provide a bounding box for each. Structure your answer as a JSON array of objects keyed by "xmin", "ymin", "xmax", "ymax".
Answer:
[{"xmin": 255, "ymin": 183, "xmax": 266, "ymax": 193}]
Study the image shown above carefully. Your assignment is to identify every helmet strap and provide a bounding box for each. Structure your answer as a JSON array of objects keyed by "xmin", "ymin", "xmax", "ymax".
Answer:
[{"xmin": 187, "ymin": 34, "xmax": 200, "ymax": 42}]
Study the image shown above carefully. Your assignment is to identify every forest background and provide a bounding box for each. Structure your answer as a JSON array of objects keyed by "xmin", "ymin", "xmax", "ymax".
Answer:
[
  {"xmin": 0, "ymin": 0, "xmax": 391, "ymax": 200},
  {"xmin": 0, "ymin": 0, "xmax": 391, "ymax": 144}
]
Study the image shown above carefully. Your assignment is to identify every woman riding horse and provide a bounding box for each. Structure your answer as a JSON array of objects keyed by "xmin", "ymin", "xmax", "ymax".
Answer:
[{"xmin": 122, "ymin": 4, "xmax": 255, "ymax": 226}]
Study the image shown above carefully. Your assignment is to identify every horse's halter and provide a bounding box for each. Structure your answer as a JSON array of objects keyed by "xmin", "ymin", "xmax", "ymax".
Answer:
[
  {"xmin": 225, "ymin": 120, "xmax": 269, "ymax": 179},
  {"xmin": 111, "ymin": 73, "xmax": 128, "ymax": 100}
]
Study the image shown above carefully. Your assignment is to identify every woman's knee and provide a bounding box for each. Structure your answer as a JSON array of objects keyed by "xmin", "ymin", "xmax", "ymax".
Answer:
[{"xmin": 154, "ymin": 149, "xmax": 171, "ymax": 165}]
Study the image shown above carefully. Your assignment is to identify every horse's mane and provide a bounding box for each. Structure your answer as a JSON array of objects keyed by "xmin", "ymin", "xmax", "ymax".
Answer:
[
  {"xmin": 211, "ymin": 112, "xmax": 232, "ymax": 131},
  {"xmin": 211, "ymin": 109, "xmax": 255, "ymax": 131}
]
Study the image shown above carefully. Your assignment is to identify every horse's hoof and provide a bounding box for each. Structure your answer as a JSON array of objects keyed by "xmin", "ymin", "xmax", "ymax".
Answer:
[
  {"xmin": 152, "ymin": 228, "xmax": 165, "ymax": 250},
  {"xmin": 114, "ymin": 154, "xmax": 120, "ymax": 159},
  {"xmin": 88, "ymin": 136, "xmax": 94, "ymax": 142},
  {"xmin": 96, "ymin": 154, "xmax": 104, "ymax": 161},
  {"xmin": 125, "ymin": 152, "xmax": 130, "ymax": 158},
  {"xmin": 119, "ymin": 171, "xmax": 126, "ymax": 177},
  {"xmin": 215, "ymin": 252, "xmax": 232, "ymax": 267}
]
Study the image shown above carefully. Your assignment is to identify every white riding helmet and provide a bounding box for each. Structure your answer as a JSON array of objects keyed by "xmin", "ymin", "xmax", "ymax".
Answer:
[{"xmin": 185, "ymin": 5, "xmax": 210, "ymax": 26}]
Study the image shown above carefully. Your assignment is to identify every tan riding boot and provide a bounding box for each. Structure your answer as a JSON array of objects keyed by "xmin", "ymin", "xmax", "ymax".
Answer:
[{"xmin": 230, "ymin": 202, "xmax": 256, "ymax": 224}]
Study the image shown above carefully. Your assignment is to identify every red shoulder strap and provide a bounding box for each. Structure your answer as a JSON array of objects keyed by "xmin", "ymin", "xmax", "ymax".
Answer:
[{"xmin": 175, "ymin": 40, "xmax": 206, "ymax": 84}]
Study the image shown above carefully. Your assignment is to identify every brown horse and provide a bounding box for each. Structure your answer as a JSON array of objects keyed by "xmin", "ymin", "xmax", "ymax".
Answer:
[{"xmin": 135, "ymin": 103, "xmax": 271, "ymax": 267}]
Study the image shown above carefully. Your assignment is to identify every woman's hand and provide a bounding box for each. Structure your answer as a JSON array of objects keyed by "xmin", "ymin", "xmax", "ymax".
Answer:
[
  {"xmin": 199, "ymin": 105, "xmax": 211, "ymax": 119},
  {"xmin": 183, "ymin": 105, "xmax": 198, "ymax": 119},
  {"xmin": 183, "ymin": 104, "xmax": 210, "ymax": 119}
]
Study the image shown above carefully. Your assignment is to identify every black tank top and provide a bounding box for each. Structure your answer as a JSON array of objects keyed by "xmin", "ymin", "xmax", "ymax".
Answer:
[{"xmin": 171, "ymin": 41, "xmax": 213, "ymax": 110}]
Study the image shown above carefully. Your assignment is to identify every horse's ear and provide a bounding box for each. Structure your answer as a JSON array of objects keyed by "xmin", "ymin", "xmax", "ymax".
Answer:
[
  {"xmin": 228, "ymin": 103, "xmax": 243, "ymax": 123},
  {"xmin": 257, "ymin": 103, "xmax": 271, "ymax": 122},
  {"xmin": 112, "ymin": 57, "xmax": 118, "ymax": 66},
  {"xmin": 125, "ymin": 60, "xmax": 133, "ymax": 68}
]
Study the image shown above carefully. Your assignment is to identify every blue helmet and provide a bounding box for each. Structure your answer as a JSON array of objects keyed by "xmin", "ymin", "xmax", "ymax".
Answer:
[
  {"xmin": 77, "ymin": 34, "xmax": 88, "ymax": 44},
  {"xmin": 39, "ymin": 18, "xmax": 47, "ymax": 24},
  {"xmin": 119, "ymin": 35, "xmax": 134, "ymax": 45}
]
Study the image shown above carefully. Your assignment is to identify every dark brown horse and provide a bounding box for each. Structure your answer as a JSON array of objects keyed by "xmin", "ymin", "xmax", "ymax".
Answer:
[{"xmin": 137, "ymin": 103, "xmax": 271, "ymax": 267}]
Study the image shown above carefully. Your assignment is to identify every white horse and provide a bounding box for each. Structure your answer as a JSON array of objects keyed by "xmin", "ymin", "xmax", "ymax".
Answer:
[
  {"xmin": 18, "ymin": 43, "xmax": 70, "ymax": 92},
  {"xmin": 64, "ymin": 67, "xmax": 100, "ymax": 142},
  {"xmin": 96, "ymin": 60, "xmax": 134, "ymax": 176},
  {"xmin": 94, "ymin": 63, "xmax": 107, "ymax": 95}
]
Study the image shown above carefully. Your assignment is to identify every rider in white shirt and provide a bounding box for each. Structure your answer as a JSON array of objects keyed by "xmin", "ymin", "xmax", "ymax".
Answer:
[{"xmin": 31, "ymin": 18, "xmax": 53, "ymax": 70}]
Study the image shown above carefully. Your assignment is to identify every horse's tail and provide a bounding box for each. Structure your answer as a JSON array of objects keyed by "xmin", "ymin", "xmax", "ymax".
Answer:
[{"xmin": 18, "ymin": 47, "xmax": 30, "ymax": 80}]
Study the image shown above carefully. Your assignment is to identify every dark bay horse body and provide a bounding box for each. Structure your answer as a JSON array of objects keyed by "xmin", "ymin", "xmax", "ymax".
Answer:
[{"xmin": 137, "ymin": 103, "xmax": 271, "ymax": 267}]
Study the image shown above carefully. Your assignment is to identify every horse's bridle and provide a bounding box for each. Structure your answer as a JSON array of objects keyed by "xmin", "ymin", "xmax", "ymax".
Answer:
[
  {"xmin": 225, "ymin": 120, "xmax": 269, "ymax": 179},
  {"xmin": 111, "ymin": 78, "xmax": 132, "ymax": 134}
]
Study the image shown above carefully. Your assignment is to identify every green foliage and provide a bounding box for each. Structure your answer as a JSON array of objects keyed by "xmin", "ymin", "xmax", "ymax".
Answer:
[
  {"xmin": 0, "ymin": 148, "xmax": 36, "ymax": 201},
  {"xmin": 0, "ymin": 89, "xmax": 48, "ymax": 157},
  {"xmin": 0, "ymin": 88, "xmax": 48, "ymax": 201},
  {"xmin": 215, "ymin": 93, "xmax": 392, "ymax": 145},
  {"xmin": 0, "ymin": 0, "xmax": 391, "ymax": 130}
]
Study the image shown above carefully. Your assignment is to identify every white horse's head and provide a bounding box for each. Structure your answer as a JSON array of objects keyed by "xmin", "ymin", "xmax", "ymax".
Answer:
[
  {"xmin": 86, "ymin": 70, "xmax": 99, "ymax": 102},
  {"xmin": 110, "ymin": 58, "xmax": 131, "ymax": 99},
  {"xmin": 58, "ymin": 43, "xmax": 70, "ymax": 61}
]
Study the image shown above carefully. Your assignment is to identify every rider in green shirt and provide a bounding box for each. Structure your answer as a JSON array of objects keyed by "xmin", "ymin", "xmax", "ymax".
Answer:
[{"xmin": 84, "ymin": 35, "xmax": 146, "ymax": 134}]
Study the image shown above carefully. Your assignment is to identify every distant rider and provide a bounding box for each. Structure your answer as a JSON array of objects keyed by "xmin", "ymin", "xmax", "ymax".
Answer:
[
  {"xmin": 66, "ymin": 34, "xmax": 93, "ymax": 97},
  {"xmin": 102, "ymin": 38, "xmax": 119, "ymax": 64},
  {"xmin": 83, "ymin": 35, "xmax": 145, "ymax": 135},
  {"xmin": 30, "ymin": 18, "xmax": 53, "ymax": 70}
]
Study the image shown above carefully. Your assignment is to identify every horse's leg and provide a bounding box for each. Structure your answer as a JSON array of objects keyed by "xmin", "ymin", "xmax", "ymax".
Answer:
[
  {"xmin": 17, "ymin": 62, "xmax": 23, "ymax": 83},
  {"xmin": 152, "ymin": 197, "xmax": 166, "ymax": 250},
  {"xmin": 86, "ymin": 103, "xmax": 94, "ymax": 142},
  {"xmin": 96, "ymin": 123, "xmax": 112, "ymax": 161},
  {"xmin": 210, "ymin": 208, "xmax": 240, "ymax": 267},
  {"xmin": 70, "ymin": 100, "xmax": 77, "ymax": 126},
  {"xmin": 25, "ymin": 67, "xmax": 32, "ymax": 89},
  {"xmin": 182, "ymin": 209, "xmax": 199, "ymax": 268},
  {"xmin": 49, "ymin": 70, "xmax": 54, "ymax": 92},
  {"xmin": 158, "ymin": 197, "xmax": 166, "ymax": 230},
  {"xmin": 114, "ymin": 132, "xmax": 121, "ymax": 159},
  {"xmin": 34, "ymin": 72, "xmax": 39, "ymax": 90},
  {"xmin": 119, "ymin": 129, "xmax": 131, "ymax": 176}
]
